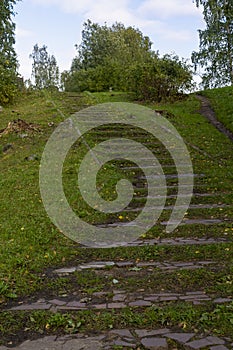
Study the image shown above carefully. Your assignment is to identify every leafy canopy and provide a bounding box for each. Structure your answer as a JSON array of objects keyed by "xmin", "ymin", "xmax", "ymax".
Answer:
[
  {"xmin": 0, "ymin": 0, "xmax": 19, "ymax": 104},
  {"xmin": 192, "ymin": 0, "xmax": 233, "ymax": 88},
  {"xmin": 29, "ymin": 44, "xmax": 60, "ymax": 90},
  {"xmin": 62, "ymin": 20, "xmax": 193, "ymax": 101}
]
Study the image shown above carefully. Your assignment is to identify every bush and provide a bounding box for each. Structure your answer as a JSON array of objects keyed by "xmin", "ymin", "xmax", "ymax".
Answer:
[
  {"xmin": 0, "ymin": 65, "xmax": 18, "ymax": 104},
  {"xmin": 130, "ymin": 55, "xmax": 194, "ymax": 101}
]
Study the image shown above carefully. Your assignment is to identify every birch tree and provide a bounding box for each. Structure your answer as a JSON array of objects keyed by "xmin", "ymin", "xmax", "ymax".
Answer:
[{"xmin": 192, "ymin": 0, "xmax": 233, "ymax": 88}]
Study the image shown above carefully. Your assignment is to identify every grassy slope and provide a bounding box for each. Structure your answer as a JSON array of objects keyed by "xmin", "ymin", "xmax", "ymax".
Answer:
[
  {"xmin": 200, "ymin": 86, "xmax": 233, "ymax": 134},
  {"xmin": 0, "ymin": 89, "xmax": 233, "ymax": 342}
]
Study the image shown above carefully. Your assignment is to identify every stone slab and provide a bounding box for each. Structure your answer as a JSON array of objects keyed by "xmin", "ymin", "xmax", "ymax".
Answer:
[
  {"xmin": 48, "ymin": 299, "xmax": 67, "ymax": 306},
  {"xmin": 11, "ymin": 303, "xmax": 51, "ymax": 311},
  {"xmin": 166, "ymin": 333, "xmax": 195, "ymax": 344},
  {"xmin": 79, "ymin": 262, "xmax": 115, "ymax": 269},
  {"xmin": 128, "ymin": 300, "xmax": 152, "ymax": 307},
  {"xmin": 92, "ymin": 303, "xmax": 107, "ymax": 309},
  {"xmin": 160, "ymin": 296, "xmax": 178, "ymax": 301},
  {"xmin": 206, "ymin": 336, "xmax": 225, "ymax": 345},
  {"xmin": 6, "ymin": 336, "xmax": 103, "ymax": 350},
  {"xmin": 109, "ymin": 329, "xmax": 133, "ymax": 338},
  {"xmin": 54, "ymin": 267, "xmax": 76, "ymax": 274},
  {"xmin": 112, "ymin": 294, "xmax": 126, "ymax": 302},
  {"xmin": 113, "ymin": 340, "xmax": 137, "ymax": 348},
  {"xmin": 135, "ymin": 329, "xmax": 170, "ymax": 337},
  {"xmin": 107, "ymin": 302, "xmax": 126, "ymax": 309},
  {"xmin": 65, "ymin": 301, "xmax": 86, "ymax": 308},
  {"xmin": 186, "ymin": 338, "xmax": 213, "ymax": 349},
  {"xmin": 141, "ymin": 337, "xmax": 168, "ymax": 349},
  {"xmin": 214, "ymin": 298, "xmax": 232, "ymax": 304}
]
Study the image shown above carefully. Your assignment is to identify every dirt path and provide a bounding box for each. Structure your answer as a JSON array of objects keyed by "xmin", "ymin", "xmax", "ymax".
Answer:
[{"xmin": 196, "ymin": 94, "xmax": 233, "ymax": 142}]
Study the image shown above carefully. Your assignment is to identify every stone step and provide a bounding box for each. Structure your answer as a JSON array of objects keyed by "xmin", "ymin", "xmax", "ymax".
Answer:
[
  {"xmin": 7, "ymin": 291, "xmax": 232, "ymax": 312},
  {"xmin": 53, "ymin": 260, "xmax": 215, "ymax": 275},
  {"xmin": 95, "ymin": 219, "xmax": 229, "ymax": 229},
  {"xmin": 0, "ymin": 328, "xmax": 231, "ymax": 350},
  {"xmin": 124, "ymin": 237, "xmax": 230, "ymax": 247},
  {"xmin": 132, "ymin": 183, "xmax": 207, "ymax": 189},
  {"xmin": 134, "ymin": 192, "xmax": 222, "ymax": 199},
  {"xmin": 122, "ymin": 164, "xmax": 190, "ymax": 169},
  {"xmin": 124, "ymin": 203, "xmax": 228, "ymax": 212},
  {"xmin": 136, "ymin": 173, "xmax": 202, "ymax": 179},
  {"xmin": 161, "ymin": 218, "xmax": 229, "ymax": 226}
]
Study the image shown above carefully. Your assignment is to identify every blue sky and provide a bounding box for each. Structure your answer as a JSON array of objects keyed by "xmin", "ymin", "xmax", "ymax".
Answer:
[{"xmin": 15, "ymin": 0, "xmax": 205, "ymax": 80}]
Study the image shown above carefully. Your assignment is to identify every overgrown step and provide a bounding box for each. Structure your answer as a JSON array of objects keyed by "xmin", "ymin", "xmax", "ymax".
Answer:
[
  {"xmin": 0, "ymin": 328, "xmax": 232, "ymax": 350},
  {"xmin": 7, "ymin": 292, "xmax": 232, "ymax": 312}
]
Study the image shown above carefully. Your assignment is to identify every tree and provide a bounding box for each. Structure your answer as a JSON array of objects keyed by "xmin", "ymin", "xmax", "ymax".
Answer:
[
  {"xmin": 192, "ymin": 0, "xmax": 233, "ymax": 88},
  {"xmin": 0, "ymin": 0, "xmax": 19, "ymax": 104},
  {"xmin": 30, "ymin": 44, "xmax": 60, "ymax": 90},
  {"xmin": 65, "ymin": 20, "xmax": 152, "ymax": 91},
  {"xmin": 63, "ymin": 20, "xmax": 193, "ymax": 100},
  {"xmin": 76, "ymin": 20, "xmax": 152, "ymax": 70}
]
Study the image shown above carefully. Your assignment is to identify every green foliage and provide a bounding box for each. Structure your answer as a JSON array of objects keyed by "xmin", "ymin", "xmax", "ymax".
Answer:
[
  {"xmin": 192, "ymin": 0, "xmax": 233, "ymax": 88},
  {"xmin": 131, "ymin": 54, "xmax": 193, "ymax": 101},
  {"xmin": 62, "ymin": 20, "xmax": 193, "ymax": 100},
  {"xmin": 30, "ymin": 44, "xmax": 60, "ymax": 90},
  {"xmin": 46, "ymin": 313, "xmax": 82, "ymax": 332},
  {"xmin": 62, "ymin": 66, "xmax": 110, "ymax": 92},
  {"xmin": 199, "ymin": 302, "xmax": 233, "ymax": 329},
  {"xmin": 76, "ymin": 20, "xmax": 152, "ymax": 71},
  {"xmin": 0, "ymin": 65, "xmax": 18, "ymax": 104},
  {"xmin": 62, "ymin": 20, "xmax": 153, "ymax": 94},
  {"xmin": 0, "ymin": 0, "xmax": 19, "ymax": 104},
  {"xmin": 0, "ymin": 281, "xmax": 17, "ymax": 300}
]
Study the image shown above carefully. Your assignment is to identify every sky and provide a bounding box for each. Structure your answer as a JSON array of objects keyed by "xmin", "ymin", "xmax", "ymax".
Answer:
[{"xmin": 14, "ymin": 0, "xmax": 205, "ymax": 81}]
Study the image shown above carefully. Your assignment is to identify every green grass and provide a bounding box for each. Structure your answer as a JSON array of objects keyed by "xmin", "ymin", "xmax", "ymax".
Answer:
[
  {"xmin": 33, "ymin": 263, "xmax": 233, "ymax": 298},
  {"xmin": 200, "ymin": 86, "xmax": 233, "ymax": 134},
  {"xmin": 0, "ymin": 89, "xmax": 233, "ymax": 345},
  {"xmin": 0, "ymin": 302, "xmax": 233, "ymax": 342}
]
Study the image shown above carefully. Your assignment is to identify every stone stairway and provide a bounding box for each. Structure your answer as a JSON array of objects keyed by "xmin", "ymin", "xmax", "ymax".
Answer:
[
  {"xmin": 1, "ymin": 101, "xmax": 233, "ymax": 350},
  {"xmin": 2, "ymin": 248, "xmax": 232, "ymax": 349}
]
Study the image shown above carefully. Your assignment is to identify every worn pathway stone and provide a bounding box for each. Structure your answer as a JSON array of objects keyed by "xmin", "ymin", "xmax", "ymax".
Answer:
[
  {"xmin": 81, "ymin": 234, "xmax": 231, "ymax": 246},
  {"xmin": 124, "ymin": 203, "xmax": 229, "ymax": 212},
  {"xmin": 53, "ymin": 260, "xmax": 216, "ymax": 275},
  {"xmin": 7, "ymin": 290, "xmax": 232, "ymax": 312},
  {"xmin": 0, "ymin": 328, "xmax": 232, "ymax": 349}
]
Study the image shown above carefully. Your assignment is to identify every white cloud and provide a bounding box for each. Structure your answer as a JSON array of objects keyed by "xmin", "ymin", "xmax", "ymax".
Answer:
[
  {"xmin": 30, "ymin": 0, "xmax": 130, "ymax": 15},
  {"xmin": 16, "ymin": 27, "xmax": 33, "ymax": 38},
  {"xmin": 137, "ymin": 0, "xmax": 201, "ymax": 19},
  {"xmin": 28, "ymin": 0, "xmax": 200, "ymax": 46},
  {"xmin": 30, "ymin": 0, "xmax": 200, "ymax": 19}
]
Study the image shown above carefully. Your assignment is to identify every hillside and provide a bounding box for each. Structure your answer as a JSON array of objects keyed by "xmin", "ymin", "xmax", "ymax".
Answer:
[
  {"xmin": 0, "ymin": 88, "xmax": 233, "ymax": 349},
  {"xmin": 200, "ymin": 86, "xmax": 233, "ymax": 134}
]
